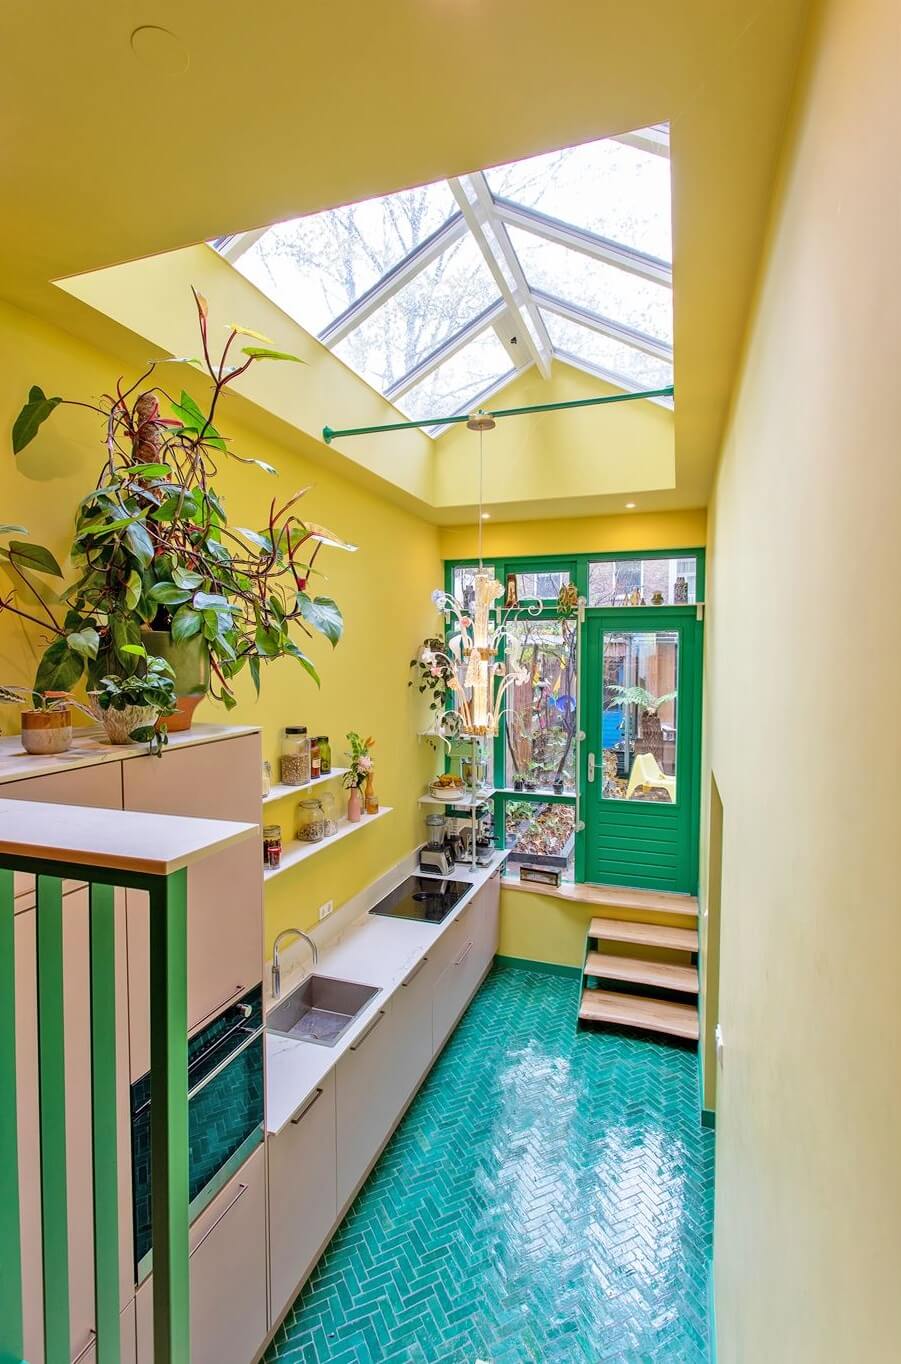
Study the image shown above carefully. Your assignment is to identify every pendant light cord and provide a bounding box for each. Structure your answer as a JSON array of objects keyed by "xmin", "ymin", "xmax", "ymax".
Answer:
[{"xmin": 477, "ymin": 426, "xmax": 484, "ymax": 567}]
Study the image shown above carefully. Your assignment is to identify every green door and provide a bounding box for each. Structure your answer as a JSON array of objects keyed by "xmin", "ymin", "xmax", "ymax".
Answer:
[{"xmin": 582, "ymin": 610, "xmax": 702, "ymax": 893}]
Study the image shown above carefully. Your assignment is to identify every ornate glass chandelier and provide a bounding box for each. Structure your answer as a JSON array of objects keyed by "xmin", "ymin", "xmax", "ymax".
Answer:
[{"xmin": 425, "ymin": 414, "xmax": 536, "ymax": 739}]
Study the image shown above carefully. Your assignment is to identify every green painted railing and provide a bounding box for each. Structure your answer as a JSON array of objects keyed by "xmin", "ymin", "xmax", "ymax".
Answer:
[{"xmin": 0, "ymin": 799, "xmax": 256, "ymax": 1364}]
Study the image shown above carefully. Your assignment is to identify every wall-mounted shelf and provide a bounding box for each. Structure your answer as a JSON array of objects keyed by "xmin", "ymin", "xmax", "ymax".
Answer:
[
  {"xmin": 262, "ymin": 769, "xmax": 349, "ymax": 806},
  {"xmin": 263, "ymin": 807, "xmax": 393, "ymax": 882}
]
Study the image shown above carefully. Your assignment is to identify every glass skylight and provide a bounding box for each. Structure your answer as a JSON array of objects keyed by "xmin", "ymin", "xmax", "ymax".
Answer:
[
  {"xmin": 217, "ymin": 124, "xmax": 673, "ymax": 436},
  {"xmin": 541, "ymin": 312, "xmax": 673, "ymax": 390}
]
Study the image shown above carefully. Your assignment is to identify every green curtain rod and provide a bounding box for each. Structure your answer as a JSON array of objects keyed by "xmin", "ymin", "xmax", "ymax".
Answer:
[{"xmin": 321, "ymin": 384, "xmax": 674, "ymax": 443}]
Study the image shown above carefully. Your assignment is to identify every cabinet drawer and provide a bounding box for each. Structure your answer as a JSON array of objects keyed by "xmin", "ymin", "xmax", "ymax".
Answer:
[
  {"xmin": 268, "ymin": 1071, "xmax": 337, "ymax": 1323},
  {"xmin": 389, "ymin": 952, "xmax": 440, "ymax": 1110},
  {"xmin": 335, "ymin": 1001, "xmax": 397, "ymax": 1210},
  {"xmin": 135, "ymin": 1145, "xmax": 267, "ymax": 1364},
  {"xmin": 2, "ymin": 763, "xmax": 122, "ymax": 906},
  {"xmin": 433, "ymin": 930, "xmax": 477, "ymax": 1052}
]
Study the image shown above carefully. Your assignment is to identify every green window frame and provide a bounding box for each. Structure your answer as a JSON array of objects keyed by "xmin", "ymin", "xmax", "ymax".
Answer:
[{"xmin": 441, "ymin": 548, "xmax": 705, "ymax": 883}]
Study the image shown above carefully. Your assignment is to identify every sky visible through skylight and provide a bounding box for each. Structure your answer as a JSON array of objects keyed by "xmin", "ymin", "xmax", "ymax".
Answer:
[{"xmin": 216, "ymin": 126, "xmax": 673, "ymax": 434}]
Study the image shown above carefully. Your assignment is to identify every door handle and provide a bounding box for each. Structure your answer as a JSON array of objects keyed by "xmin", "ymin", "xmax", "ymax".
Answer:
[{"xmin": 587, "ymin": 752, "xmax": 596, "ymax": 783}]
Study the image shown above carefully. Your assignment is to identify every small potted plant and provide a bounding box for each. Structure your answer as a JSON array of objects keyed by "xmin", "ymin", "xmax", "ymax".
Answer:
[
  {"xmin": 343, "ymin": 732, "xmax": 374, "ymax": 822},
  {"xmin": 409, "ymin": 638, "xmax": 454, "ymax": 713},
  {"xmin": 91, "ymin": 649, "xmax": 177, "ymax": 755},
  {"xmin": 0, "ymin": 686, "xmax": 95, "ymax": 755}
]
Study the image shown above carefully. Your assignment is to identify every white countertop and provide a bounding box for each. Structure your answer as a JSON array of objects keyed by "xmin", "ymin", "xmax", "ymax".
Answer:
[
  {"xmin": 264, "ymin": 848, "xmax": 508, "ymax": 1134},
  {"xmin": 0, "ymin": 723, "xmax": 260, "ymax": 786}
]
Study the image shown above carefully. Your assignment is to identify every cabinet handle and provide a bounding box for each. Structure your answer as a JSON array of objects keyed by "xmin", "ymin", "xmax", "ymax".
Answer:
[
  {"xmin": 190, "ymin": 1182, "xmax": 248, "ymax": 1258},
  {"xmin": 454, "ymin": 942, "xmax": 473, "ymax": 967},
  {"xmin": 192, "ymin": 984, "xmax": 244, "ymax": 1031},
  {"xmin": 349, "ymin": 1008, "xmax": 385, "ymax": 1051},
  {"xmin": 401, "ymin": 957, "xmax": 428, "ymax": 986},
  {"xmin": 290, "ymin": 1087, "xmax": 323, "ymax": 1125}
]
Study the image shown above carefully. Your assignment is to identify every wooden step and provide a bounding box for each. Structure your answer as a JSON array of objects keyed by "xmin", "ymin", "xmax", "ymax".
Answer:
[
  {"xmin": 579, "ymin": 988, "xmax": 699, "ymax": 1041},
  {"xmin": 589, "ymin": 917, "xmax": 698, "ymax": 952},
  {"xmin": 585, "ymin": 951, "xmax": 698, "ymax": 994},
  {"xmin": 503, "ymin": 876, "xmax": 698, "ymax": 919}
]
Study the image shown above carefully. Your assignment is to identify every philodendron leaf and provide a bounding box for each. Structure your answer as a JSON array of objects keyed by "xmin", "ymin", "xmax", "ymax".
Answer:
[
  {"xmin": 170, "ymin": 391, "xmax": 227, "ymax": 452},
  {"xmin": 295, "ymin": 593, "xmax": 343, "ymax": 647},
  {"xmin": 170, "ymin": 605, "xmax": 203, "ymax": 642},
  {"xmin": 66, "ymin": 627, "xmax": 100, "ymax": 660},
  {"xmin": 125, "ymin": 569, "xmax": 142, "ymax": 611},
  {"xmin": 172, "ymin": 564, "xmax": 204, "ymax": 590},
  {"xmin": 124, "ymin": 521, "xmax": 154, "ymax": 568},
  {"xmin": 241, "ymin": 347, "xmax": 305, "ymax": 363},
  {"xmin": 0, "ymin": 523, "xmax": 29, "ymax": 534},
  {"xmin": 13, "ymin": 386, "xmax": 63, "ymax": 453},
  {"xmin": 7, "ymin": 540, "xmax": 64, "ymax": 577},
  {"xmin": 284, "ymin": 640, "xmax": 320, "ymax": 687},
  {"xmin": 148, "ymin": 581, "xmax": 192, "ymax": 606},
  {"xmin": 235, "ymin": 527, "xmax": 272, "ymax": 554},
  {"xmin": 299, "ymin": 522, "xmax": 358, "ymax": 552},
  {"xmin": 228, "ymin": 325, "xmax": 274, "ymax": 343},
  {"xmin": 34, "ymin": 638, "xmax": 84, "ymax": 693}
]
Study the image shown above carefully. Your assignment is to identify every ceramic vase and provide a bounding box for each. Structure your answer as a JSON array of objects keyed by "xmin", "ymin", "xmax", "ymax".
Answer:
[
  {"xmin": 20, "ymin": 708, "xmax": 72, "ymax": 755},
  {"xmin": 347, "ymin": 786, "xmax": 363, "ymax": 823},
  {"xmin": 100, "ymin": 705, "xmax": 159, "ymax": 746}
]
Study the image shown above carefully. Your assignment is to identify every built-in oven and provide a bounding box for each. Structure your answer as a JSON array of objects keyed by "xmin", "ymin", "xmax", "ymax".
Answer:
[{"xmin": 130, "ymin": 983, "xmax": 264, "ymax": 1281}]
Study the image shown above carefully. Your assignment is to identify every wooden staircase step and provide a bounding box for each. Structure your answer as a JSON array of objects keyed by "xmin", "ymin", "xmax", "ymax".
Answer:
[
  {"xmin": 588, "ymin": 917, "xmax": 698, "ymax": 953},
  {"xmin": 584, "ymin": 883, "xmax": 699, "ymax": 919},
  {"xmin": 579, "ymin": 988, "xmax": 699, "ymax": 1041},
  {"xmin": 585, "ymin": 951, "xmax": 699, "ymax": 994}
]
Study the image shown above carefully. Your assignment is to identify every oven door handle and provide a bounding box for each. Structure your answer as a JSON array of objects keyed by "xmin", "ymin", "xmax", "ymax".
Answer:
[{"xmin": 187, "ymin": 1026, "xmax": 264, "ymax": 1101}]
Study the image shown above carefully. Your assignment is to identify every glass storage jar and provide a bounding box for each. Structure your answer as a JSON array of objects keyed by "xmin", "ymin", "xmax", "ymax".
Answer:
[
  {"xmin": 280, "ymin": 726, "xmax": 310, "ymax": 786},
  {"xmin": 319, "ymin": 791, "xmax": 338, "ymax": 837},
  {"xmin": 296, "ymin": 798, "xmax": 326, "ymax": 843},
  {"xmin": 262, "ymin": 824, "xmax": 282, "ymax": 869}
]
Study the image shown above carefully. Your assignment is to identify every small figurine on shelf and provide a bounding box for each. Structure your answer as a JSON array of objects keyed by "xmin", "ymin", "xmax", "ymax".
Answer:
[
  {"xmin": 344, "ymin": 731, "xmax": 374, "ymax": 822},
  {"xmin": 651, "ymin": 591, "xmax": 664, "ymax": 606},
  {"xmin": 674, "ymin": 575, "xmax": 689, "ymax": 604}
]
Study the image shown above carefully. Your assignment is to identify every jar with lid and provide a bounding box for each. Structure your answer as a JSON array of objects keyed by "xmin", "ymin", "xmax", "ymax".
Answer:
[
  {"xmin": 317, "ymin": 736, "xmax": 331, "ymax": 774},
  {"xmin": 319, "ymin": 791, "xmax": 338, "ymax": 837},
  {"xmin": 280, "ymin": 726, "xmax": 310, "ymax": 786},
  {"xmin": 296, "ymin": 798, "xmax": 326, "ymax": 843},
  {"xmin": 310, "ymin": 737, "xmax": 321, "ymax": 780},
  {"xmin": 262, "ymin": 824, "xmax": 282, "ymax": 869}
]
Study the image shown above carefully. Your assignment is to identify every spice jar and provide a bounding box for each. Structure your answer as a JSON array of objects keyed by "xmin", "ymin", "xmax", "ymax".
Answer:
[
  {"xmin": 317, "ymin": 736, "xmax": 331, "ymax": 774},
  {"xmin": 310, "ymin": 737, "xmax": 321, "ymax": 780},
  {"xmin": 296, "ymin": 798, "xmax": 326, "ymax": 843},
  {"xmin": 262, "ymin": 824, "xmax": 282, "ymax": 869},
  {"xmin": 280, "ymin": 726, "xmax": 310, "ymax": 786}
]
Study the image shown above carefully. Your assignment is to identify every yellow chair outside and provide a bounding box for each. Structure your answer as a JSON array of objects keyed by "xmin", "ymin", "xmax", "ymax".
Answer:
[{"xmin": 626, "ymin": 752, "xmax": 676, "ymax": 802}]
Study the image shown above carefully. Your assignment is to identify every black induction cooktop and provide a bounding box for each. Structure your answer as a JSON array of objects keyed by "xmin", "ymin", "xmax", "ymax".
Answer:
[{"xmin": 369, "ymin": 875, "xmax": 469, "ymax": 925}]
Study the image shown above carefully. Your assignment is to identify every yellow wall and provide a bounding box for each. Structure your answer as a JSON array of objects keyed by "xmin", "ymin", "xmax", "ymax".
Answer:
[
  {"xmin": 0, "ymin": 297, "xmax": 441, "ymax": 952},
  {"xmin": 439, "ymin": 507, "xmax": 706, "ymax": 561},
  {"xmin": 702, "ymin": 0, "xmax": 901, "ymax": 1356}
]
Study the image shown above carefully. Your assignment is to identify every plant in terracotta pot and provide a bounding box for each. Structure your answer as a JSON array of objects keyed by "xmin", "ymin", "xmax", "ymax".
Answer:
[
  {"xmin": 0, "ymin": 685, "xmax": 95, "ymax": 755},
  {"xmin": 91, "ymin": 649, "xmax": 177, "ymax": 756},
  {"xmin": 2, "ymin": 291, "xmax": 356, "ymax": 729},
  {"xmin": 608, "ymin": 684, "xmax": 677, "ymax": 768},
  {"xmin": 343, "ymin": 732, "xmax": 374, "ymax": 822}
]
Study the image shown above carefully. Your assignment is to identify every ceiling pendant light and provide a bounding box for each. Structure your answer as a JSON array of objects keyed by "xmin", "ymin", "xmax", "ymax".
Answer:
[{"xmin": 425, "ymin": 412, "xmax": 536, "ymax": 741}]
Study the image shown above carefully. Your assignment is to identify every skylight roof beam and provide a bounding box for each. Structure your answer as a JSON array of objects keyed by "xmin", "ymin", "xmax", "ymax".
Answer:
[
  {"xmin": 384, "ymin": 298, "xmax": 507, "ymax": 401},
  {"xmin": 554, "ymin": 349, "xmax": 673, "ymax": 408},
  {"xmin": 216, "ymin": 226, "xmax": 270, "ymax": 264},
  {"xmin": 448, "ymin": 174, "xmax": 553, "ymax": 379},
  {"xmin": 319, "ymin": 212, "xmax": 467, "ymax": 347},
  {"xmin": 533, "ymin": 289, "xmax": 673, "ymax": 362},
  {"xmin": 495, "ymin": 199, "xmax": 672, "ymax": 286},
  {"xmin": 612, "ymin": 126, "xmax": 670, "ymax": 158},
  {"xmin": 428, "ymin": 362, "xmax": 533, "ymax": 437}
]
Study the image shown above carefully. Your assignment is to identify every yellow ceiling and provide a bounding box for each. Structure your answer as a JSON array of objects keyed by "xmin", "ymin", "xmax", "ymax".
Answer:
[{"xmin": 0, "ymin": 0, "xmax": 811, "ymax": 516}]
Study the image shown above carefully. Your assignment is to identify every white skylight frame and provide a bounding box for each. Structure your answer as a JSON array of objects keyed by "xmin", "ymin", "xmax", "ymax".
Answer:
[{"xmin": 213, "ymin": 125, "xmax": 673, "ymax": 437}]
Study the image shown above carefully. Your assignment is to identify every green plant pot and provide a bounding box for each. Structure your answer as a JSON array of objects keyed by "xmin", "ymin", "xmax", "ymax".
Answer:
[{"xmin": 144, "ymin": 630, "xmax": 210, "ymax": 732}]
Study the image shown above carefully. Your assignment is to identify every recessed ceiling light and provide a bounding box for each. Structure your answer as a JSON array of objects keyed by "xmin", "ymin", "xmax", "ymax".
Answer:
[
  {"xmin": 481, "ymin": 512, "xmax": 491, "ymax": 520},
  {"xmin": 625, "ymin": 502, "xmax": 637, "ymax": 509}
]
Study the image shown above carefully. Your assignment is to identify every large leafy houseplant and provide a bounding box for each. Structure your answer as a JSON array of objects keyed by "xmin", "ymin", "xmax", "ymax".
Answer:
[
  {"xmin": 608, "ymin": 684, "xmax": 677, "ymax": 767},
  {"xmin": 1, "ymin": 290, "xmax": 355, "ymax": 714}
]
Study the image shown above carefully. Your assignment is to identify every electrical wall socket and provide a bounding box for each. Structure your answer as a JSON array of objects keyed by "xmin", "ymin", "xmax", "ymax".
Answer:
[{"xmin": 318, "ymin": 900, "xmax": 334, "ymax": 921}]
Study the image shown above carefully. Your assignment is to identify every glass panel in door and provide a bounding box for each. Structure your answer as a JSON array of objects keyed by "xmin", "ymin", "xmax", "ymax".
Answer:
[{"xmin": 601, "ymin": 630, "xmax": 678, "ymax": 803}]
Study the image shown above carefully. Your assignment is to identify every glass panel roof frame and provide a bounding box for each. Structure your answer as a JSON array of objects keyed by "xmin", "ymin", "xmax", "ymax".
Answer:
[{"xmin": 215, "ymin": 125, "xmax": 675, "ymax": 436}]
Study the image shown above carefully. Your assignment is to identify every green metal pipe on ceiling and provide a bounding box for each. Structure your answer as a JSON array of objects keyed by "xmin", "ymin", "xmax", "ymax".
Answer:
[{"xmin": 321, "ymin": 385, "xmax": 674, "ymax": 444}]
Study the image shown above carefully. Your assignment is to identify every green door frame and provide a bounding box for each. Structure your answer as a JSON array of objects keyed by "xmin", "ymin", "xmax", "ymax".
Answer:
[
  {"xmin": 581, "ymin": 607, "xmax": 703, "ymax": 893},
  {"xmin": 442, "ymin": 549, "xmax": 705, "ymax": 889}
]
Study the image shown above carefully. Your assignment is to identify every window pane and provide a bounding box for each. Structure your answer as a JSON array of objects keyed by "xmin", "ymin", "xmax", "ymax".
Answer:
[
  {"xmin": 514, "ymin": 570, "xmax": 571, "ymax": 601},
  {"xmin": 601, "ymin": 631, "xmax": 678, "ymax": 803},
  {"xmin": 333, "ymin": 236, "xmax": 500, "ymax": 393},
  {"xmin": 396, "ymin": 330, "xmax": 513, "ymax": 421},
  {"xmin": 509, "ymin": 227, "xmax": 672, "ymax": 342},
  {"xmin": 588, "ymin": 557, "xmax": 697, "ymax": 606},
  {"xmin": 230, "ymin": 183, "xmax": 458, "ymax": 337},
  {"xmin": 542, "ymin": 311, "xmax": 673, "ymax": 390},
  {"xmin": 504, "ymin": 619, "xmax": 577, "ymax": 793},
  {"xmin": 505, "ymin": 801, "xmax": 575, "ymax": 875},
  {"xmin": 486, "ymin": 132, "xmax": 672, "ymax": 261},
  {"xmin": 452, "ymin": 565, "xmax": 495, "ymax": 613}
]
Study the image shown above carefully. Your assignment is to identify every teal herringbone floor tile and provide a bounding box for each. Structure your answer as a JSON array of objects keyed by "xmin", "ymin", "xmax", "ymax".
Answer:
[{"xmin": 266, "ymin": 964, "xmax": 714, "ymax": 1363}]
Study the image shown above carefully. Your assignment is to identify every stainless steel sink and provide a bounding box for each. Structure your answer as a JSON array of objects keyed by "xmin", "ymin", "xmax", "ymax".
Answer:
[{"xmin": 267, "ymin": 975, "xmax": 380, "ymax": 1048}]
